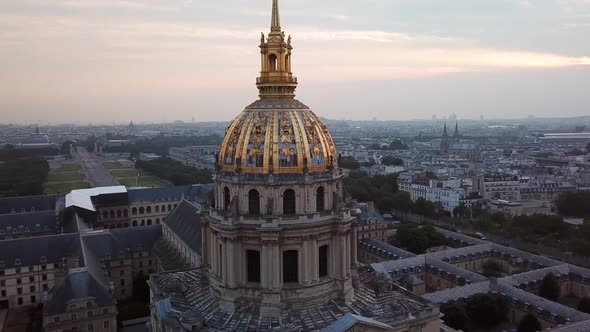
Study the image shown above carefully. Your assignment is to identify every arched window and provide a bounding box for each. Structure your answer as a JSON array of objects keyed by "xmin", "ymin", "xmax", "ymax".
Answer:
[
  {"xmin": 147, "ymin": 219, "xmax": 152, "ymax": 225},
  {"xmin": 123, "ymin": 210, "xmax": 128, "ymax": 217},
  {"xmin": 248, "ymin": 189, "xmax": 260, "ymax": 215},
  {"xmin": 269, "ymin": 54, "xmax": 278, "ymax": 71},
  {"xmin": 146, "ymin": 206, "xmax": 152, "ymax": 214},
  {"xmin": 109, "ymin": 210, "xmax": 115, "ymax": 218},
  {"xmin": 155, "ymin": 206, "xmax": 159, "ymax": 213},
  {"xmin": 132, "ymin": 207, "xmax": 137, "ymax": 216},
  {"xmin": 116, "ymin": 210, "xmax": 122, "ymax": 218},
  {"xmin": 319, "ymin": 245, "xmax": 328, "ymax": 278},
  {"xmin": 132, "ymin": 220, "xmax": 137, "ymax": 226},
  {"xmin": 316, "ymin": 187, "xmax": 325, "ymax": 212},
  {"xmin": 161, "ymin": 205, "xmax": 166, "ymax": 212},
  {"xmin": 283, "ymin": 250, "xmax": 298, "ymax": 283},
  {"xmin": 283, "ymin": 189, "xmax": 296, "ymax": 215},
  {"xmin": 224, "ymin": 187, "xmax": 231, "ymax": 211},
  {"xmin": 139, "ymin": 207, "xmax": 145, "ymax": 215},
  {"xmin": 246, "ymin": 250, "xmax": 261, "ymax": 283},
  {"xmin": 167, "ymin": 204, "xmax": 172, "ymax": 212}
]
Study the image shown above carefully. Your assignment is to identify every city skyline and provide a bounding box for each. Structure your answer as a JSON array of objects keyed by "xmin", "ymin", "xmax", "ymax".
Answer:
[{"xmin": 1, "ymin": 0, "xmax": 590, "ymax": 124}]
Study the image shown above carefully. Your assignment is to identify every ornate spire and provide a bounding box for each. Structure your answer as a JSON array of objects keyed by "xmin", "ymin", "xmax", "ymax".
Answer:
[
  {"xmin": 443, "ymin": 122, "xmax": 448, "ymax": 137},
  {"xmin": 453, "ymin": 121, "xmax": 459, "ymax": 139},
  {"xmin": 271, "ymin": 0, "xmax": 281, "ymax": 32},
  {"xmin": 256, "ymin": 0, "xmax": 297, "ymax": 99}
]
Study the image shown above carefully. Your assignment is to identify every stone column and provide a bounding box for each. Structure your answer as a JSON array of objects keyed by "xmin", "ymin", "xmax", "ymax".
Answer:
[
  {"xmin": 272, "ymin": 242, "xmax": 280, "ymax": 290},
  {"xmin": 261, "ymin": 242, "xmax": 269, "ymax": 289},
  {"xmin": 312, "ymin": 237, "xmax": 319, "ymax": 282},
  {"xmin": 345, "ymin": 232, "xmax": 351, "ymax": 276},
  {"xmin": 211, "ymin": 232, "xmax": 218, "ymax": 276},
  {"xmin": 301, "ymin": 238, "xmax": 310, "ymax": 284},
  {"xmin": 351, "ymin": 225, "xmax": 358, "ymax": 268},
  {"xmin": 201, "ymin": 224, "xmax": 208, "ymax": 268},
  {"xmin": 221, "ymin": 238, "xmax": 228, "ymax": 285},
  {"xmin": 340, "ymin": 233, "xmax": 347, "ymax": 277},
  {"xmin": 227, "ymin": 238, "xmax": 236, "ymax": 287}
]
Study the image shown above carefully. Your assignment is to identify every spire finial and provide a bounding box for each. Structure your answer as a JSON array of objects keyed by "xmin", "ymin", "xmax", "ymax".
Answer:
[{"xmin": 271, "ymin": 0, "xmax": 281, "ymax": 32}]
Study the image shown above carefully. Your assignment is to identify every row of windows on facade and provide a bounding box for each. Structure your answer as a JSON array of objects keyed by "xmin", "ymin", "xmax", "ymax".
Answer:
[
  {"xmin": 0, "ymin": 263, "xmax": 51, "ymax": 274},
  {"xmin": 106, "ymin": 219, "xmax": 161, "ymax": 229},
  {"xmin": 0, "ymin": 224, "xmax": 51, "ymax": 235},
  {"xmin": 102, "ymin": 203, "xmax": 178, "ymax": 219},
  {"xmin": 219, "ymin": 246, "xmax": 329, "ymax": 284},
  {"xmin": 1, "ymin": 274, "xmax": 51, "ymax": 287},
  {"xmin": 223, "ymin": 187, "xmax": 325, "ymax": 215},
  {"xmin": 1, "ymin": 283, "xmax": 51, "ymax": 299}
]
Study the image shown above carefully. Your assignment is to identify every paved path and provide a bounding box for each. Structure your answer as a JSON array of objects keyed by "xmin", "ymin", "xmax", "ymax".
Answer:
[{"xmin": 74, "ymin": 148, "xmax": 120, "ymax": 187}]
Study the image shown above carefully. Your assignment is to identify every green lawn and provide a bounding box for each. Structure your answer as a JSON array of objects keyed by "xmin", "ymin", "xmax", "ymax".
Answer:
[
  {"xmin": 117, "ymin": 176, "xmax": 165, "ymax": 188},
  {"xmin": 46, "ymin": 171, "xmax": 85, "ymax": 182},
  {"xmin": 57, "ymin": 164, "xmax": 81, "ymax": 172},
  {"xmin": 110, "ymin": 169, "xmax": 138, "ymax": 178},
  {"xmin": 44, "ymin": 181, "xmax": 91, "ymax": 194},
  {"xmin": 102, "ymin": 161, "xmax": 125, "ymax": 169}
]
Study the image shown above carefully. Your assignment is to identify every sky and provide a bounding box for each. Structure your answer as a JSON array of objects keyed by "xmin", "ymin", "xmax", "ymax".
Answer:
[{"xmin": 1, "ymin": 0, "xmax": 589, "ymax": 124}]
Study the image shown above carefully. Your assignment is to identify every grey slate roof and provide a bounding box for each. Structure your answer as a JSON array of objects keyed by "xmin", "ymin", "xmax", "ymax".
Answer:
[
  {"xmin": 548, "ymin": 320, "xmax": 590, "ymax": 331},
  {"xmin": 424, "ymin": 280, "xmax": 590, "ymax": 323},
  {"xmin": 44, "ymin": 267, "xmax": 115, "ymax": 315},
  {"xmin": 0, "ymin": 211, "xmax": 57, "ymax": 234},
  {"xmin": 322, "ymin": 313, "xmax": 392, "ymax": 331},
  {"xmin": 0, "ymin": 194, "xmax": 61, "ymax": 214},
  {"xmin": 0, "ymin": 233, "xmax": 80, "ymax": 268},
  {"xmin": 127, "ymin": 184, "xmax": 212, "ymax": 205},
  {"xmin": 149, "ymin": 268, "xmax": 438, "ymax": 331},
  {"xmin": 164, "ymin": 200, "xmax": 202, "ymax": 255},
  {"xmin": 81, "ymin": 225, "xmax": 162, "ymax": 260},
  {"xmin": 357, "ymin": 211, "xmax": 386, "ymax": 225},
  {"xmin": 360, "ymin": 239, "xmax": 416, "ymax": 259}
]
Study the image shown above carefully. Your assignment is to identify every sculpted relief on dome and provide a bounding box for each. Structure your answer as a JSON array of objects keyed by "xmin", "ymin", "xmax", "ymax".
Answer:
[{"xmin": 218, "ymin": 107, "xmax": 337, "ymax": 175}]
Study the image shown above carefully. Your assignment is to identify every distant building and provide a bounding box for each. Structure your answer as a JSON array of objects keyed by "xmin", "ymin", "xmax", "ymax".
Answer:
[
  {"xmin": 473, "ymin": 174, "xmax": 521, "ymax": 201},
  {"xmin": 488, "ymin": 199, "xmax": 551, "ymax": 217},
  {"xmin": 520, "ymin": 181, "xmax": 577, "ymax": 201},
  {"xmin": 168, "ymin": 145, "xmax": 217, "ymax": 170}
]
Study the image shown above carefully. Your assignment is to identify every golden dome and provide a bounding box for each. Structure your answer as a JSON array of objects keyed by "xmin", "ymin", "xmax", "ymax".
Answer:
[
  {"xmin": 217, "ymin": 0, "xmax": 338, "ymax": 175},
  {"xmin": 218, "ymin": 99, "xmax": 337, "ymax": 174}
]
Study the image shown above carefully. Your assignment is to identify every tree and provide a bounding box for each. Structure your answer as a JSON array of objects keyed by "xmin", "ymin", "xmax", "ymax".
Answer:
[
  {"xmin": 518, "ymin": 313, "xmax": 542, "ymax": 332},
  {"xmin": 395, "ymin": 224, "xmax": 448, "ymax": 254},
  {"xmin": 577, "ymin": 297, "xmax": 590, "ymax": 314},
  {"xmin": 539, "ymin": 273, "xmax": 560, "ymax": 302},
  {"xmin": 481, "ymin": 261, "xmax": 504, "ymax": 278},
  {"xmin": 556, "ymin": 192, "xmax": 590, "ymax": 218},
  {"xmin": 381, "ymin": 156, "xmax": 404, "ymax": 166},
  {"xmin": 440, "ymin": 304, "xmax": 467, "ymax": 331},
  {"xmin": 465, "ymin": 294, "xmax": 508, "ymax": 328},
  {"xmin": 340, "ymin": 157, "xmax": 360, "ymax": 170}
]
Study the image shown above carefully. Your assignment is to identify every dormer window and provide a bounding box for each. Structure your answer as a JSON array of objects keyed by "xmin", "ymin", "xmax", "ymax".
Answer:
[
  {"xmin": 40, "ymin": 256, "xmax": 47, "ymax": 263},
  {"xmin": 14, "ymin": 259, "xmax": 21, "ymax": 266}
]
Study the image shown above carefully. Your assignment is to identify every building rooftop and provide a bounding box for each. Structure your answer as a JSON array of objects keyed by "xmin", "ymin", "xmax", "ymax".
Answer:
[
  {"xmin": 44, "ymin": 267, "xmax": 115, "ymax": 315},
  {"xmin": 149, "ymin": 268, "xmax": 439, "ymax": 331}
]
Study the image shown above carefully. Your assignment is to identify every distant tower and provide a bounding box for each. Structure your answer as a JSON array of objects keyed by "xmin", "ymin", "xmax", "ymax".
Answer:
[
  {"xmin": 453, "ymin": 122, "xmax": 460, "ymax": 142},
  {"xmin": 440, "ymin": 122, "xmax": 450, "ymax": 154},
  {"xmin": 128, "ymin": 121, "xmax": 137, "ymax": 133},
  {"xmin": 35, "ymin": 124, "xmax": 40, "ymax": 134}
]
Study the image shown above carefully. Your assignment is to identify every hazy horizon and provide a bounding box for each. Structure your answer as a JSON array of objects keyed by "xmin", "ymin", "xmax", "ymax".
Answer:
[{"xmin": 1, "ymin": 0, "xmax": 589, "ymax": 124}]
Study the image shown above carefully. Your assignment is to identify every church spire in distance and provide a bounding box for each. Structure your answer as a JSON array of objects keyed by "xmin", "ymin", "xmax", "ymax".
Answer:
[{"xmin": 257, "ymin": 0, "xmax": 297, "ymax": 99}]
